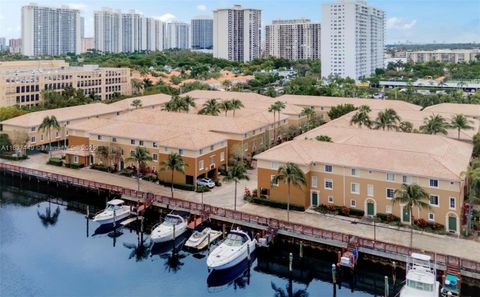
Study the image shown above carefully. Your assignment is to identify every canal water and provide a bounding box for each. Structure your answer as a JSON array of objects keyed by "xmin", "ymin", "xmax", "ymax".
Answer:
[{"xmin": 0, "ymin": 175, "xmax": 478, "ymax": 297}]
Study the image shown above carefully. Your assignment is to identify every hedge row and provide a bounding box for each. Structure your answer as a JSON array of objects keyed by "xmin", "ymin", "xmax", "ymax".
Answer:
[
  {"xmin": 65, "ymin": 163, "xmax": 84, "ymax": 169},
  {"xmin": 47, "ymin": 157, "xmax": 63, "ymax": 166},
  {"xmin": 248, "ymin": 197, "xmax": 305, "ymax": 211},
  {"xmin": 0, "ymin": 153, "xmax": 28, "ymax": 161}
]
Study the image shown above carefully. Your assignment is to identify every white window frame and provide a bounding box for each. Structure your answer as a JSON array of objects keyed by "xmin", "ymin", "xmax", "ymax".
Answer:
[
  {"xmin": 386, "ymin": 173, "xmax": 395, "ymax": 181},
  {"xmin": 271, "ymin": 162, "xmax": 279, "ymax": 169},
  {"xmin": 351, "ymin": 168, "xmax": 358, "ymax": 176},
  {"xmin": 429, "ymin": 195, "xmax": 440, "ymax": 207},
  {"xmin": 199, "ymin": 160, "xmax": 204, "ymax": 170},
  {"xmin": 311, "ymin": 176, "xmax": 318, "ymax": 188},
  {"xmin": 350, "ymin": 199, "xmax": 356, "ymax": 207},
  {"xmin": 328, "ymin": 196, "xmax": 334, "ymax": 204},
  {"xmin": 55, "ymin": 131, "xmax": 60, "ymax": 138},
  {"xmin": 220, "ymin": 151, "xmax": 225, "ymax": 162},
  {"xmin": 386, "ymin": 188, "xmax": 395, "ymax": 200},
  {"xmin": 179, "ymin": 149, "xmax": 184, "ymax": 156},
  {"xmin": 74, "ymin": 155, "xmax": 79, "ymax": 164},
  {"xmin": 351, "ymin": 182, "xmax": 360, "ymax": 194},
  {"xmin": 152, "ymin": 154, "xmax": 158, "ymax": 161},
  {"xmin": 402, "ymin": 175, "xmax": 411, "ymax": 184},
  {"xmin": 428, "ymin": 212, "xmax": 435, "ymax": 221},
  {"xmin": 31, "ymin": 136, "xmax": 36, "ymax": 143},
  {"xmin": 324, "ymin": 164, "xmax": 333, "ymax": 173},
  {"xmin": 324, "ymin": 179, "xmax": 333, "ymax": 190},
  {"xmin": 367, "ymin": 184, "xmax": 374, "ymax": 197},
  {"xmin": 429, "ymin": 179, "xmax": 439, "ymax": 188},
  {"xmin": 112, "ymin": 137, "xmax": 117, "ymax": 143},
  {"xmin": 449, "ymin": 197, "xmax": 456, "ymax": 210},
  {"xmin": 271, "ymin": 175, "xmax": 278, "ymax": 186}
]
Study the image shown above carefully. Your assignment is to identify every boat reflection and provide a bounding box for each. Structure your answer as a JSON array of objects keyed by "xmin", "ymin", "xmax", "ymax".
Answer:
[
  {"xmin": 207, "ymin": 253, "xmax": 256, "ymax": 290},
  {"xmin": 37, "ymin": 200, "xmax": 61, "ymax": 227}
]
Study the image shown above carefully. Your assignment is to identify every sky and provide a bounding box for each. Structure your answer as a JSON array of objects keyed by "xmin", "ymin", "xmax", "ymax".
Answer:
[{"xmin": 0, "ymin": 0, "xmax": 479, "ymax": 44}]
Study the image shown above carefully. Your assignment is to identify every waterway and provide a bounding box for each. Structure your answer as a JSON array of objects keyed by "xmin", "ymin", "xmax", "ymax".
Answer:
[{"xmin": 0, "ymin": 175, "xmax": 478, "ymax": 297}]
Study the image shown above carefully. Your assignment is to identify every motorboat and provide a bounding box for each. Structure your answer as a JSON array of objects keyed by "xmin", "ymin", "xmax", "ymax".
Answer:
[
  {"xmin": 206, "ymin": 228, "xmax": 256, "ymax": 271},
  {"xmin": 185, "ymin": 227, "xmax": 222, "ymax": 250},
  {"xmin": 150, "ymin": 214, "xmax": 188, "ymax": 243},
  {"xmin": 400, "ymin": 253, "xmax": 440, "ymax": 297},
  {"xmin": 440, "ymin": 273, "xmax": 460, "ymax": 297},
  {"xmin": 93, "ymin": 199, "xmax": 130, "ymax": 225}
]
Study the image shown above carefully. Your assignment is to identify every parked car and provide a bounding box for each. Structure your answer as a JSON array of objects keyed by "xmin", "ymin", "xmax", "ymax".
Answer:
[{"xmin": 197, "ymin": 178, "xmax": 215, "ymax": 188}]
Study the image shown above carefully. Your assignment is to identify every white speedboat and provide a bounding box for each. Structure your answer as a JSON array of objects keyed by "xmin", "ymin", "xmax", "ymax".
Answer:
[
  {"xmin": 185, "ymin": 228, "xmax": 222, "ymax": 250},
  {"xmin": 150, "ymin": 214, "xmax": 188, "ymax": 243},
  {"xmin": 400, "ymin": 253, "xmax": 440, "ymax": 297},
  {"xmin": 207, "ymin": 228, "xmax": 256, "ymax": 271},
  {"xmin": 93, "ymin": 199, "xmax": 131, "ymax": 225}
]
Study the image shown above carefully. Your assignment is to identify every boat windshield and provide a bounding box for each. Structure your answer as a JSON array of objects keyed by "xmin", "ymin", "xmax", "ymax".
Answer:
[
  {"xmin": 224, "ymin": 233, "xmax": 247, "ymax": 247},
  {"xmin": 163, "ymin": 216, "xmax": 181, "ymax": 226},
  {"xmin": 106, "ymin": 205, "xmax": 123, "ymax": 212},
  {"xmin": 406, "ymin": 279, "xmax": 434, "ymax": 292}
]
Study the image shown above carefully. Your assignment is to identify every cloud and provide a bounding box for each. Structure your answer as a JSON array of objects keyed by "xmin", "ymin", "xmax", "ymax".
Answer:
[
  {"xmin": 155, "ymin": 13, "xmax": 177, "ymax": 23},
  {"xmin": 197, "ymin": 4, "xmax": 208, "ymax": 12},
  {"xmin": 66, "ymin": 3, "xmax": 88, "ymax": 11},
  {"xmin": 386, "ymin": 17, "xmax": 417, "ymax": 31}
]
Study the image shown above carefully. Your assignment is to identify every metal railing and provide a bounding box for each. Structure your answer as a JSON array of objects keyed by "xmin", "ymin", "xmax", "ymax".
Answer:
[{"xmin": 1, "ymin": 162, "xmax": 479, "ymax": 277}]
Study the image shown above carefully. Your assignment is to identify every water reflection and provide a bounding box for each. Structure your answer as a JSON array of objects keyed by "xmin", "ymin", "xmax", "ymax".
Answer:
[
  {"xmin": 271, "ymin": 279, "xmax": 309, "ymax": 297},
  {"xmin": 123, "ymin": 234, "xmax": 153, "ymax": 262},
  {"xmin": 207, "ymin": 256, "xmax": 254, "ymax": 290},
  {"xmin": 37, "ymin": 200, "xmax": 61, "ymax": 227}
]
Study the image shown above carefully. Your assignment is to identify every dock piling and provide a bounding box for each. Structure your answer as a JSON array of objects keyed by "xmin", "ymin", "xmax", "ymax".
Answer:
[
  {"xmin": 332, "ymin": 264, "xmax": 337, "ymax": 284},
  {"xmin": 247, "ymin": 245, "xmax": 251, "ymax": 261},
  {"xmin": 207, "ymin": 232, "xmax": 211, "ymax": 253},
  {"xmin": 289, "ymin": 252, "xmax": 293, "ymax": 272},
  {"xmin": 299, "ymin": 241, "xmax": 304, "ymax": 258},
  {"xmin": 222, "ymin": 223, "xmax": 226, "ymax": 239},
  {"xmin": 113, "ymin": 209, "xmax": 116, "ymax": 228},
  {"xmin": 384, "ymin": 276, "xmax": 389, "ymax": 297}
]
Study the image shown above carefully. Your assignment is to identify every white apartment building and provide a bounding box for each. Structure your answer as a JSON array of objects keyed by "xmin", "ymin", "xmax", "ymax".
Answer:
[
  {"xmin": 122, "ymin": 10, "xmax": 146, "ymax": 53},
  {"xmin": 191, "ymin": 17, "xmax": 213, "ymax": 50},
  {"xmin": 94, "ymin": 8, "xmax": 123, "ymax": 53},
  {"xmin": 321, "ymin": 0, "xmax": 385, "ymax": 80},
  {"xmin": 265, "ymin": 19, "xmax": 321, "ymax": 61},
  {"xmin": 165, "ymin": 22, "xmax": 190, "ymax": 50},
  {"xmin": 22, "ymin": 3, "xmax": 81, "ymax": 56},
  {"xmin": 406, "ymin": 49, "xmax": 480, "ymax": 64},
  {"xmin": 213, "ymin": 5, "xmax": 261, "ymax": 62}
]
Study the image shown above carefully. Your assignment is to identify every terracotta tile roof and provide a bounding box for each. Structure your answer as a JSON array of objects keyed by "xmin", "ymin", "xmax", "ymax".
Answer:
[
  {"xmin": 108, "ymin": 94, "xmax": 172, "ymax": 110},
  {"xmin": 423, "ymin": 103, "xmax": 480, "ymax": 118},
  {"xmin": 276, "ymin": 94, "xmax": 422, "ymax": 111},
  {"xmin": 1, "ymin": 103, "xmax": 123, "ymax": 128},
  {"xmin": 255, "ymin": 138, "xmax": 471, "ymax": 180}
]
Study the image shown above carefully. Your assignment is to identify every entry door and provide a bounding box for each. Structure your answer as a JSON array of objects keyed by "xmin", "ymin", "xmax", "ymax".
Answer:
[
  {"xmin": 402, "ymin": 207, "xmax": 410, "ymax": 223},
  {"xmin": 311, "ymin": 192, "xmax": 318, "ymax": 207},
  {"xmin": 448, "ymin": 216, "xmax": 457, "ymax": 233},
  {"xmin": 367, "ymin": 202, "xmax": 375, "ymax": 216}
]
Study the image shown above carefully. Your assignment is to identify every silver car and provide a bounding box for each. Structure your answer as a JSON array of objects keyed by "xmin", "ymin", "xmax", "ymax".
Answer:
[{"xmin": 197, "ymin": 178, "xmax": 215, "ymax": 188}]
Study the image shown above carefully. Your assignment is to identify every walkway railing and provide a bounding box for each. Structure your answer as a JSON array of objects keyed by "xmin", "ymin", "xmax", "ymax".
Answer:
[{"xmin": 1, "ymin": 162, "xmax": 479, "ymax": 277}]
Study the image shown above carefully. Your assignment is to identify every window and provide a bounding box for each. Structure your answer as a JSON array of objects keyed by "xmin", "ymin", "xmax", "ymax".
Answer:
[
  {"xmin": 139, "ymin": 140, "xmax": 144, "ymax": 146},
  {"xmin": 130, "ymin": 139, "xmax": 135, "ymax": 145},
  {"xmin": 311, "ymin": 176, "xmax": 318, "ymax": 188},
  {"xmin": 351, "ymin": 168, "xmax": 358, "ymax": 176},
  {"xmin": 387, "ymin": 173, "xmax": 395, "ymax": 181},
  {"xmin": 220, "ymin": 152, "xmax": 225, "ymax": 162},
  {"xmin": 210, "ymin": 145, "xmax": 214, "ymax": 151},
  {"xmin": 271, "ymin": 175, "xmax": 278, "ymax": 186},
  {"xmin": 449, "ymin": 197, "xmax": 455, "ymax": 209},
  {"xmin": 199, "ymin": 160, "xmax": 204, "ymax": 170},
  {"xmin": 430, "ymin": 195, "xmax": 439, "ymax": 206},
  {"xmin": 324, "ymin": 179, "xmax": 333, "ymax": 189},
  {"xmin": 324, "ymin": 164, "xmax": 333, "ymax": 172},
  {"xmin": 367, "ymin": 184, "xmax": 374, "ymax": 197},
  {"xmin": 74, "ymin": 155, "xmax": 79, "ymax": 164},
  {"xmin": 179, "ymin": 149, "xmax": 184, "ymax": 156},
  {"xmin": 112, "ymin": 137, "xmax": 117, "ymax": 143},
  {"xmin": 152, "ymin": 154, "xmax": 158, "ymax": 161},
  {"xmin": 199, "ymin": 149, "xmax": 203, "ymax": 155},
  {"xmin": 351, "ymin": 183, "xmax": 360, "ymax": 194},
  {"xmin": 130, "ymin": 150, "xmax": 135, "ymax": 157},
  {"xmin": 350, "ymin": 199, "xmax": 356, "ymax": 207},
  {"xmin": 209, "ymin": 156, "xmax": 215, "ymax": 165},
  {"xmin": 152, "ymin": 142, "xmax": 158, "ymax": 148},
  {"xmin": 97, "ymin": 135, "xmax": 102, "ymax": 140},
  {"xmin": 428, "ymin": 213, "xmax": 435, "ymax": 221},
  {"xmin": 271, "ymin": 162, "xmax": 279, "ymax": 169},
  {"xmin": 31, "ymin": 127, "xmax": 36, "ymax": 132},
  {"xmin": 328, "ymin": 196, "xmax": 334, "ymax": 203},
  {"xmin": 386, "ymin": 188, "xmax": 395, "ymax": 199},
  {"xmin": 402, "ymin": 175, "xmax": 411, "ymax": 184},
  {"xmin": 31, "ymin": 136, "xmax": 36, "ymax": 143},
  {"xmin": 429, "ymin": 179, "xmax": 439, "ymax": 188},
  {"xmin": 386, "ymin": 205, "xmax": 392, "ymax": 214},
  {"xmin": 55, "ymin": 131, "xmax": 60, "ymax": 138}
]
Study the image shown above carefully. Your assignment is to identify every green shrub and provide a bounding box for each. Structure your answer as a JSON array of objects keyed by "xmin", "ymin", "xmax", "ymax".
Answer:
[
  {"xmin": 376, "ymin": 213, "xmax": 388, "ymax": 222},
  {"xmin": 196, "ymin": 185, "xmax": 210, "ymax": 193},
  {"xmin": 65, "ymin": 163, "xmax": 84, "ymax": 169},
  {"xmin": 158, "ymin": 180, "xmax": 195, "ymax": 191},
  {"xmin": 47, "ymin": 157, "xmax": 63, "ymax": 166},
  {"xmin": 90, "ymin": 163, "xmax": 110, "ymax": 172},
  {"xmin": 0, "ymin": 153, "xmax": 28, "ymax": 161},
  {"xmin": 119, "ymin": 169, "xmax": 134, "ymax": 177},
  {"xmin": 142, "ymin": 173, "xmax": 158, "ymax": 182},
  {"xmin": 250, "ymin": 197, "xmax": 305, "ymax": 211},
  {"xmin": 349, "ymin": 208, "xmax": 365, "ymax": 217}
]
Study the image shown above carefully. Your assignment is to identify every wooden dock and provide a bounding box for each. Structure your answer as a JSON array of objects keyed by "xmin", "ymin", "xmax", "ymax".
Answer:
[{"xmin": 2, "ymin": 162, "xmax": 480, "ymax": 280}]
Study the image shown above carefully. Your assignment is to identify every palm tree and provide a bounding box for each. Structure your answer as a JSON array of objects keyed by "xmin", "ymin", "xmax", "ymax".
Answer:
[
  {"xmin": 223, "ymin": 163, "xmax": 250, "ymax": 211},
  {"xmin": 181, "ymin": 95, "xmax": 196, "ymax": 113},
  {"xmin": 392, "ymin": 184, "xmax": 431, "ymax": 249},
  {"xmin": 39, "ymin": 115, "xmax": 60, "ymax": 157},
  {"xmin": 160, "ymin": 152, "xmax": 187, "ymax": 199},
  {"xmin": 420, "ymin": 114, "xmax": 449, "ymax": 135},
  {"xmin": 462, "ymin": 166, "xmax": 480, "ymax": 235},
  {"xmin": 373, "ymin": 108, "xmax": 400, "ymax": 131},
  {"xmin": 399, "ymin": 121, "xmax": 414, "ymax": 133},
  {"xmin": 131, "ymin": 99, "xmax": 142, "ymax": 109},
  {"xmin": 271, "ymin": 162, "xmax": 307, "ymax": 222},
  {"xmin": 268, "ymin": 103, "xmax": 279, "ymax": 143},
  {"xmin": 127, "ymin": 147, "xmax": 152, "ymax": 191},
  {"xmin": 315, "ymin": 135, "xmax": 332, "ymax": 142},
  {"xmin": 131, "ymin": 79, "xmax": 143, "ymax": 95},
  {"xmin": 230, "ymin": 99, "xmax": 244, "ymax": 117},
  {"xmin": 95, "ymin": 145, "xmax": 110, "ymax": 165},
  {"xmin": 350, "ymin": 105, "xmax": 372, "ymax": 128},
  {"xmin": 219, "ymin": 100, "xmax": 233, "ymax": 117},
  {"xmin": 450, "ymin": 114, "xmax": 473, "ymax": 139},
  {"xmin": 198, "ymin": 99, "xmax": 221, "ymax": 116},
  {"xmin": 300, "ymin": 106, "xmax": 316, "ymax": 122}
]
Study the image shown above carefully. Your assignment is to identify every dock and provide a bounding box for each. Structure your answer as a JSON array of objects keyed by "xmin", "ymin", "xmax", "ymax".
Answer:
[{"xmin": 2, "ymin": 162, "xmax": 480, "ymax": 280}]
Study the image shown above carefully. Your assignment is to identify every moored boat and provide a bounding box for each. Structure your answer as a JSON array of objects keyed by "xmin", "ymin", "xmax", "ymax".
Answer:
[
  {"xmin": 185, "ymin": 227, "xmax": 222, "ymax": 250},
  {"xmin": 93, "ymin": 199, "xmax": 130, "ymax": 225},
  {"xmin": 206, "ymin": 228, "xmax": 256, "ymax": 271},
  {"xmin": 400, "ymin": 253, "xmax": 440, "ymax": 297},
  {"xmin": 150, "ymin": 214, "xmax": 188, "ymax": 243}
]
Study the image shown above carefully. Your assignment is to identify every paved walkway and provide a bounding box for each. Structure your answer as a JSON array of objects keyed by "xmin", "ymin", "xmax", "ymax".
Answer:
[{"xmin": 3, "ymin": 154, "xmax": 480, "ymax": 262}]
